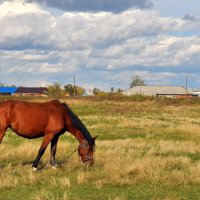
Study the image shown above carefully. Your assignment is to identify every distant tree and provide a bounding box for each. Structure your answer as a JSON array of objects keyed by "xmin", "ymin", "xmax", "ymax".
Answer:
[
  {"xmin": 0, "ymin": 83, "xmax": 17, "ymax": 87},
  {"xmin": 130, "ymin": 75, "xmax": 145, "ymax": 88},
  {"xmin": 117, "ymin": 88, "xmax": 123, "ymax": 93},
  {"xmin": 93, "ymin": 88, "xmax": 101, "ymax": 95},
  {"xmin": 64, "ymin": 84, "xmax": 85, "ymax": 96},
  {"xmin": 111, "ymin": 87, "xmax": 114, "ymax": 92},
  {"xmin": 77, "ymin": 87, "xmax": 85, "ymax": 96},
  {"xmin": 64, "ymin": 84, "xmax": 73, "ymax": 96},
  {"xmin": 70, "ymin": 85, "xmax": 78, "ymax": 96},
  {"xmin": 10, "ymin": 84, "xmax": 17, "ymax": 87},
  {"xmin": 48, "ymin": 82, "xmax": 64, "ymax": 96}
]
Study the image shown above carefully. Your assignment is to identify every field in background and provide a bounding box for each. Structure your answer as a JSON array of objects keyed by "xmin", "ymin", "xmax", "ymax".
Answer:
[{"xmin": 1, "ymin": 96, "xmax": 200, "ymax": 199}]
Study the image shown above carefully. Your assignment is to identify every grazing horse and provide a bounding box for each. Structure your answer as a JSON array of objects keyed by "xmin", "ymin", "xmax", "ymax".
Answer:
[{"xmin": 0, "ymin": 100, "xmax": 96, "ymax": 170}]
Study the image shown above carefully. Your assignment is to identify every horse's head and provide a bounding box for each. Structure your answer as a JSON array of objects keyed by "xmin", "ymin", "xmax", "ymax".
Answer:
[{"xmin": 78, "ymin": 136, "xmax": 97, "ymax": 167}]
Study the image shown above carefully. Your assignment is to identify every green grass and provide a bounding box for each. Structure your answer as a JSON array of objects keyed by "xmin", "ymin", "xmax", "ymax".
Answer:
[{"xmin": 1, "ymin": 96, "xmax": 200, "ymax": 199}]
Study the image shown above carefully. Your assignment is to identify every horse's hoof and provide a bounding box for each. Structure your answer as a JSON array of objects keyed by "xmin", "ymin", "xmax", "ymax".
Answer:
[
  {"xmin": 51, "ymin": 165, "xmax": 58, "ymax": 170},
  {"xmin": 50, "ymin": 161, "xmax": 58, "ymax": 169},
  {"xmin": 32, "ymin": 167, "xmax": 38, "ymax": 171}
]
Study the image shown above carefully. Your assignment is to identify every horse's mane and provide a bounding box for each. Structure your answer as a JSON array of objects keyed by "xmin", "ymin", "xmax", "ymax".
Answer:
[{"xmin": 62, "ymin": 103, "xmax": 94, "ymax": 146}]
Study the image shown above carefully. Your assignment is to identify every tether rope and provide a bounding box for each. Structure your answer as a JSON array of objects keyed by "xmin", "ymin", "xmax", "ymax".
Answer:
[{"xmin": 0, "ymin": 147, "xmax": 78, "ymax": 169}]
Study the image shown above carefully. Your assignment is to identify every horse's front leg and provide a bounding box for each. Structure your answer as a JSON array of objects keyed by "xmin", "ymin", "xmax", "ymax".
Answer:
[
  {"xmin": 50, "ymin": 135, "xmax": 59, "ymax": 168},
  {"xmin": 0, "ymin": 128, "xmax": 7, "ymax": 144},
  {"xmin": 32, "ymin": 133, "xmax": 55, "ymax": 171}
]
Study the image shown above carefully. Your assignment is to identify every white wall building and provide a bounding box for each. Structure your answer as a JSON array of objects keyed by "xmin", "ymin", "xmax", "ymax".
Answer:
[{"xmin": 122, "ymin": 86, "xmax": 193, "ymax": 98}]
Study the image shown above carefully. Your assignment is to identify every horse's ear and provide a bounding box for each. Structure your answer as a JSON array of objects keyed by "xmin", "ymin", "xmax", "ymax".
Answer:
[
  {"xmin": 92, "ymin": 136, "xmax": 97, "ymax": 146},
  {"xmin": 93, "ymin": 136, "xmax": 97, "ymax": 141}
]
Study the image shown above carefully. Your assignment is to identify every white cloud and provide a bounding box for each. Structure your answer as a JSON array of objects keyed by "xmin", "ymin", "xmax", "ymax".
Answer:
[
  {"xmin": 88, "ymin": 35, "xmax": 200, "ymax": 69},
  {"xmin": 0, "ymin": 0, "xmax": 200, "ymax": 89},
  {"xmin": 0, "ymin": 5, "xmax": 192, "ymax": 51},
  {"xmin": 0, "ymin": 0, "xmax": 42, "ymax": 18}
]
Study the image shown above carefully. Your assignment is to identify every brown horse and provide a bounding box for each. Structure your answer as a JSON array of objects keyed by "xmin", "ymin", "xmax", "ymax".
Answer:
[{"xmin": 0, "ymin": 100, "xmax": 96, "ymax": 170}]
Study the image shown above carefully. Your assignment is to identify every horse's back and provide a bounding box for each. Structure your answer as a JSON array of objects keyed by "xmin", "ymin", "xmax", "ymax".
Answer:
[{"xmin": 0, "ymin": 100, "xmax": 66, "ymax": 138}]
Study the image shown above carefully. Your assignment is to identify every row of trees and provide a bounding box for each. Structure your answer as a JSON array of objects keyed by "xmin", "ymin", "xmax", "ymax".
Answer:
[
  {"xmin": 47, "ymin": 83, "xmax": 85, "ymax": 96},
  {"xmin": 48, "ymin": 83, "xmax": 114, "ymax": 96},
  {"xmin": 47, "ymin": 83, "xmax": 124, "ymax": 96},
  {"xmin": 95, "ymin": 75, "xmax": 145, "ymax": 94},
  {"xmin": 109, "ymin": 75, "xmax": 145, "ymax": 93}
]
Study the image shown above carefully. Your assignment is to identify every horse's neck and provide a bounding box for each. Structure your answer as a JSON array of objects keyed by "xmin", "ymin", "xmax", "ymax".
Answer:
[
  {"xmin": 63, "ymin": 103, "xmax": 92, "ymax": 144},
  {"xmin": 64, "ymin": 118, "xmax": 83, "ymax": 143},
  {"xmin": 67, "ymin": 125, "xmax": 85, "ymax": 144}
]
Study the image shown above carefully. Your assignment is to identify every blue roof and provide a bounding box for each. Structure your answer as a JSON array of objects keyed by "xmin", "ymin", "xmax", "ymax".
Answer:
[{"xmin": 0, "ymin": 87, "xmax": 18, "ymax": 94}]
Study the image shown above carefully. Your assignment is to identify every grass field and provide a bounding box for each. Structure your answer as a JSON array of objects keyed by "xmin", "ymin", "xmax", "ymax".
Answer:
[{"xmin": 1, "ymin": 96, "xmax": 200, "ymax": 199}]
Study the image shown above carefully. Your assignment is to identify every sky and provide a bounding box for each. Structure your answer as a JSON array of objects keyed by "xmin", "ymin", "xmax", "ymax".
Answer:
[{"xmin": 0, "ymin": 0, "xmax": 200, "ymax": 91}]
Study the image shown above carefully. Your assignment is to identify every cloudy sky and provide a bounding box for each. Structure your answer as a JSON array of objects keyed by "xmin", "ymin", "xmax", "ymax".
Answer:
[{"xmin": 0, "ymin": 0, "xmax": 200, "ymax": 91}]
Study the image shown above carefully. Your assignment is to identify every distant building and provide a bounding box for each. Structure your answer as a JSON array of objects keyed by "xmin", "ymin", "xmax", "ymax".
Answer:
[
  {"xmin": 0, "ymin": 87, "xmax": 17, "ymax": 95},
  {"xmin": 122, "ymin": 86, "xmax": 195, "ymax": 98},
  {"xmin": 14, "ymin": 87, "xmax": 48, "ymax": 97},
  {"xmin": 192, "ymin": 90, "xmax": 200, "ymax": 97},
  {"xmin": 82, "ymin": 89, "xmax": 95, "ymax": 97}
]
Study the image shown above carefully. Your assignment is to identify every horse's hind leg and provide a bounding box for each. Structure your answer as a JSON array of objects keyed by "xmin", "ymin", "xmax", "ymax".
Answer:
[
  {"xmin": 0, "ymin": 128, "xmax": 6, "ymax": 144},
  {"xmin": 50, "ymin": 135, "xmax": 59, "ymax": 168},
  {"xmin": 32, "ymin": 133, "xmax": 55, "ymax": 170}
]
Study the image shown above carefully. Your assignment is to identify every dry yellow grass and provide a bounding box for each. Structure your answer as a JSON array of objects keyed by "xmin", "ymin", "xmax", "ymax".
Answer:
[
  {"xmin": 95, "ymin": 139, "xmax": 200, "ymax": 186},
  {"xmin": 1, "ymin": 97, "xmax": 200, "ymax": 199},
  {"xmin": 3, "ymin": 138, "xmax": 200, "ymax": 188}
]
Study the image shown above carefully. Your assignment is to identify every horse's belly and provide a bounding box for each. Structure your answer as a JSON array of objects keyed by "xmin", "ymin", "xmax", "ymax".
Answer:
[
  {"xmin": 14, "ymin": 131, "xmax": 44, "ymax": 139},
  {"xmin": 10, "ymin": 123, "xmax": 46, "ymax": 139}
]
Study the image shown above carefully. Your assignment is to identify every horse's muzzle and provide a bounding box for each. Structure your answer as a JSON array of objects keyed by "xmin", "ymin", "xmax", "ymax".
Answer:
[{"xmin": 84, "ymin": 159, "xmax": 94, "ymax": 167}]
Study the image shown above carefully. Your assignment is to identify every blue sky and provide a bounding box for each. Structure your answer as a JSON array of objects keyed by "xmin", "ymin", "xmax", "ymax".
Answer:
[
  {"xmin": 0, "ymin": 0, "xmax": 200, "ymax": 91},
  {"xmin": 153, "ymin": 0, "xmax": 200, "ymax": 17}
]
